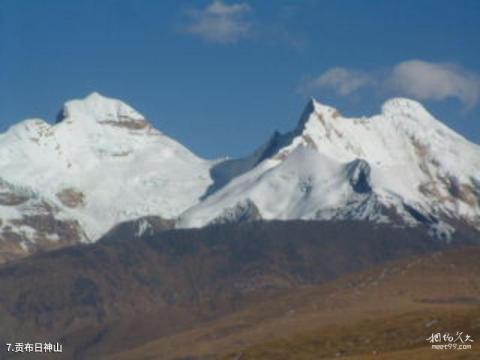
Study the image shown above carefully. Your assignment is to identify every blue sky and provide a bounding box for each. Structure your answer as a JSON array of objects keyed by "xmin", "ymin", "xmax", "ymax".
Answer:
[{"xmin": 1, "ymin": 0, "xmax": 479, "ymax": 158}]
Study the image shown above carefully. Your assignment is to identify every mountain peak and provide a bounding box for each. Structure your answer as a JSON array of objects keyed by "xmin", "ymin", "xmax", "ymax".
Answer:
[
  {"xmin": 295, "ymin": 97, "xmax": 340, "ymax": 132},
  {"xmin": 310, "ymin": 97, "xmax": 340, "ymax": 115},
  {"xmin": 180, "ymin": 96, "xmax": 480, "ymax": 234},
  {"xmin": 302, "ymin": 97, "xmax": 434, "ymax": 126},
  {"xmin": 381, "ymin": 97, "xmax": 431, "ymax": 117},
  {"xmin": 0, "ymin": 93, "xmax": 214, "ymax": 253},
  {"xmin": 56, "ymin": 92, "xmax": 149, "ymax": 129},
  {"xmin": 293, "ymin": 97, "xmax": 461, "ymax": 148}
]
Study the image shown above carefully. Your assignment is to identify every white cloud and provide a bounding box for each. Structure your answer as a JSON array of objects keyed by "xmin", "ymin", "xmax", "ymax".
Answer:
[
  {"xmin": 306, "ymin": 60, "xmax": 480, "ymax": 109},
  {"xmin": 307, "ymin": 67, "xmax": 373, "ymax": 95},
  {"xmin": 184, "ymin": 0, "xmax": 252, "ymax": 44},
  {"xmin": 389, "ymin": 60, "xmax": 480, "ymax": 109}
]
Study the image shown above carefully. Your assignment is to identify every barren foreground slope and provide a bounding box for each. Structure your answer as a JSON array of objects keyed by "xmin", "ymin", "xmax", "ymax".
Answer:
[{"xmin": 112, "ymin": 246, "xmax": 480, "ymax": 360}]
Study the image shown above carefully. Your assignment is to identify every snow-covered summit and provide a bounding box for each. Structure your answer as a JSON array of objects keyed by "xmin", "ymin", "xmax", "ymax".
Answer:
[
  {"xmin": 0, "ymin": 93, "xmax": 214, "ymax": 260},
  {"xmin": 381, "ymin": 97, "xmax": 428, "ymax": 114},
  {"xmin": 56, "ymin": 92, "xmax": 147, "ymax": 126},
  {"xmin": 179, "ymin": 98, "xmax": 480, "ymax": 237}
]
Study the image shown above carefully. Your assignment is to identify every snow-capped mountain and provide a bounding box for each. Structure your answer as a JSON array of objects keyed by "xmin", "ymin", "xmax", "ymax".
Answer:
[
  {"xmin": 178, "ymin": 98, "xmax": 480, "ymax": 239},
  {"xmin": 0, "ymin": 93, "xmax": 214, "ymax": 261},
  {"xmin": 1, "ymin": 93, "xmax": 479, "ymax": 263}
]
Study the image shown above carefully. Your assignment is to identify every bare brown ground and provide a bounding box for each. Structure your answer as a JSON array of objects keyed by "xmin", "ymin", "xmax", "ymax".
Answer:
[{"xmin": 109, "ymin": 247, "xmax": 480, "ymax": 360}]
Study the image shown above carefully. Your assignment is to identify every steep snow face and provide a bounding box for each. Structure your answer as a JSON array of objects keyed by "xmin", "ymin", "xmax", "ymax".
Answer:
[
  {"xmin": 179, "ymin": 98, "xmax": 480, "ymax": 236},
  {"xmin": 0, "ymin": 93, "xmax": 214, "ymax": 249}
]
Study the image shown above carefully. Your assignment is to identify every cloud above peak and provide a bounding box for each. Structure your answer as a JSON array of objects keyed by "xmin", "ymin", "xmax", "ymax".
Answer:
[
  {"xmin": 183, "ymin": 0, "xmax": 252, "ymax": 44},
  {"xmin": 307, "ymin": 60, "xmax": 480, "ymax": 109},
  {"xmin": 308, "ymin": 67, "xmax": 374, "ymax": 96},
  {"xmin": 389, "ymin": 60, "xmax": 480, "ymax": 109}
]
